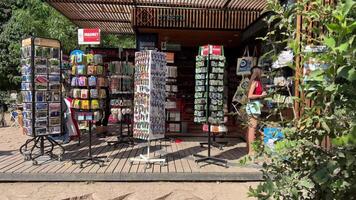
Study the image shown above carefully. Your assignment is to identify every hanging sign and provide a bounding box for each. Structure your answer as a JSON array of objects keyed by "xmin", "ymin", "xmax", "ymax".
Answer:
[
  {"xmin": 161, "ymin": 42, "xmax": 181, "ymax": 51},
  {"xmin": 78, "ymin": 28, "xmax": 101, "ymax": 45},
  {"xmin": 137, "ymin": 33, "xmax": 158, "ymax": 50},
  {"xmin": 199, "ymin": 45, "xmax": 224, "ymax": 56},
  {"xmin": 165, "ymin": 52, "xmax": 175, "ymax": 64}
]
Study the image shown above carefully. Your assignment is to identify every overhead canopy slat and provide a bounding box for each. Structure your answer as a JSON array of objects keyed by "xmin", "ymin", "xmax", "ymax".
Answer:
[{"xmin": 47, "ymin": 0, "xmax": 267, "ymax": 34}]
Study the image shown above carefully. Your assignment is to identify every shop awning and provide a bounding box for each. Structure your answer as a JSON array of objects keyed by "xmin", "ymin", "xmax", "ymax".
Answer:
[{"xmin": 47, "ymin": 0, "xmax": 267, "ymax": 34}]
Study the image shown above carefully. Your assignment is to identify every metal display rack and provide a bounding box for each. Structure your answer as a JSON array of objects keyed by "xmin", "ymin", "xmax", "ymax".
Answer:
[
  {"xmin": 70, "ymin": 53, "xmax": 108, "ymax": 168},
  {"xmin": 130, "ymin": 50, "xmax": 167, "ymax": 167},
  {"xmin": 193, "ymin": 48, "xmax": 228, "ymax": 168},
  {"xmin": 107, "ymin": 57, "xmax": 135, "ymax": 146},
  {"xmin": 19, "ymin": 37, "xmax": 65, "ymax": 165}
]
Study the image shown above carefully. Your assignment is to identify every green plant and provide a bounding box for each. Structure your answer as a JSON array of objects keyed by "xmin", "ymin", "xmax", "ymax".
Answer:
[{"xmin": 249, "ymin": 0, "xmax": 356, "ymax": 199}]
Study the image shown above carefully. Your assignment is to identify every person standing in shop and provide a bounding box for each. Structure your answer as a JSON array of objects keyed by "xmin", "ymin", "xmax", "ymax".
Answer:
[{"xmin": 246, "ymin": 66, "xmax": 267, "ymax": 154}]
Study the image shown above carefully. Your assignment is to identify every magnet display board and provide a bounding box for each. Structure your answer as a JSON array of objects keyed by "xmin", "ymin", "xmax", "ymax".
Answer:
[{"xmin": 133, "ymin": 50, "xmax": 166, "ymax": 140}]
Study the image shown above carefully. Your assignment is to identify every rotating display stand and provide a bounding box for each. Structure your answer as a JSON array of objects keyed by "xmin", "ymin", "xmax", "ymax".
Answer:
[
  {"xmin": 19, "ymin": 37, "xmax": 65, "ymax": 165},
  {"xmin": 193, "ymin": 45, "xmax": 228, "ymax": 168},
  {"xmin": 69, "ymin": 52, "xmax": 108, "ymax": 168},
  {"xmin": 130, "ymin": 50, "xmax": 167, "ymax": 167}
]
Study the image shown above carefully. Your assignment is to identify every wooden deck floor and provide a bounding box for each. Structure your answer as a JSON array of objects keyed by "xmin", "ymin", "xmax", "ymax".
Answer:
[{"xmin": 0, "ymin": 127, "xmax": 262, "ymax": 181}]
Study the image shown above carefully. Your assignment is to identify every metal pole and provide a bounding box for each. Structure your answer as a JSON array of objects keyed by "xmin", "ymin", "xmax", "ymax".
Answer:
[{"xmin": 206, "ymin": 54, "xmax": 211, "ymax": 157}]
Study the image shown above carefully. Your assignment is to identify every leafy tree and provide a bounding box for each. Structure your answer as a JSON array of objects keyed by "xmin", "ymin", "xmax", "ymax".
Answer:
[
  {"xmin": 249, "ymin": 0, "xmax": 356, "ymax": 199},
  {"xmin": 0, "ymin": 0, "xmax": 135, "ymax": 90}
]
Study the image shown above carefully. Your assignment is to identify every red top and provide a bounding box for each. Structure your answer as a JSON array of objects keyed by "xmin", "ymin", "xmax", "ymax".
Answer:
[{"xmin": 253, "ymin": 80, "xmax": 263, "ymax": 95}]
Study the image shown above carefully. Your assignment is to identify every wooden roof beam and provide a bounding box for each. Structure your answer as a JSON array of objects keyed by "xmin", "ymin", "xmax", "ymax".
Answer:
[{"xmin": 72, "ymin": 18, "xmax": 131, "ymax": 23}]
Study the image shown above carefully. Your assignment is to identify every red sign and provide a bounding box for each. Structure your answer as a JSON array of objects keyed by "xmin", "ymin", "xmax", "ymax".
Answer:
[
  {"xmin": 78, "ymin": 28, "xmax": 101, "ymax": 45},
  {"xmin": 199, "ymin": 45, "xmax": 223, "ymax": 56}
]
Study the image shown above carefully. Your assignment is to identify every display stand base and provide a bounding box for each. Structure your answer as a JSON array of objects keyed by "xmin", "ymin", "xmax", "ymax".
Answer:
[
  {"xmin": 200, "ymin": 141, "xmax": 228, "ymax": 150},
  {"xmin": 107, "ymin": 136, "xmax": 135, "ymax": 147},
  {"xmin": 72, "ymin": 156, "xmax": 108, "ymax": 168},
  {"xmin": 130, "ymin": 140, "xmax": 166, "ymax": 168},
  {"xmin": 193, "ymin": 154, "xmax": 228, "ymax": 168},
  {"xmin": 19, "ymin": 135, "xmax": 65, "ymax": 165}
]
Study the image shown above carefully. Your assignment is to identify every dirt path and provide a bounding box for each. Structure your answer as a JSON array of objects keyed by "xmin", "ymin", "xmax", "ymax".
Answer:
[{"xmin": 0, "ymin": 182, "xmax": 258, "ymax": 200}]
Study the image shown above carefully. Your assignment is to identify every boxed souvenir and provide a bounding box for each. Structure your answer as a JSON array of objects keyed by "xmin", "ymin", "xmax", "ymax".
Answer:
[
  {"xmin": 97, "ymin": 77, "xmax": 106, "ymax": 87},
  {"xmin": 78, "ymin": 76, "xmax": 87, "ymax": 86},
  {"xmin": 49, "ymin": 75, "xmax": 60, "ymax": 82},
  {"xmin": 49, "ymin": 117, "xmax": 61, "ymax": 126},
  {"xmin": 71, "ymin": 77, "xmax": 78, "ymax": 86},
  {"xmin": 94, "ymin": 54, "xmax": 103, "ymax": 65},
  {"xmin": 77, "ymin": 65, "xmax": 86, "ymax": 75},
  {"xmin": 81, "ymin": 100, "xmax": 90, "ymax": 110},
  {"xmin": 86, "ymin": 54, "xmax": 94, "ymax": 64},
  {"xmin": 23, "ymin": 111, "xmax": 32, "ymax": 120},
  {"xmin": 21, "ymin": 83, "xmax": 32, "ymax": 90},
  {"xmin": 90, "ymin": 89, "xmax": 98, "ymax": 98},
  {"xmin": 21, "ymin": 65, "xmax": 32, "ymax": 75},
  {"xmin": 22, "ymin": 75, "xmax": 32, "ymax": 82},
  {"xmin": 49, "ymin": 58, "xmax": 59, "ymax": 66},
  {"xmin": 22, "ymin": 91, "xmax": 32, "ymax": 102},
  {"xmin": 94, "ymin": 111, "xmax": 102, "ymax": 121},
  {"xmin": 35, "ymin": 58, "xmax": 47, "ymax": 65},
  {"xmin": 23, "ymin": 103, "xmax": 32, "ymax": 111},
  {"xmin": 96, "ymin": 65, "xmax": 104, "ymax": 75},
  {"xmin": 72, "ymin": 99, "xmax": 81, "ymax": 109},
  {"xmin": 49, "ymin": 65, "xmax": 60, "ymax": 74},
  {"xmin": 49, "ymin": 82, "xmax": 60, "ymax": 90},
  {"xmin": 91, "ymin": 100, "xmax": 99, "ymax": 109},
  {"xmin": 72, "ymin": 89, "xmax": 80, "ymax": 98},
  {"xmin": 87, "ymin": 65, "xmax": 96, "ymax": 75},
  {"xmin": 51, "ymin": 48, "xmax": 60, "ymax": 59},
  {"xmin": 50, "ymin": 92, "xmax": 60, "ymax": 101},
  {"xmin": 81, "ymin": 89, "xmax": 89, "ymax": 99},
  {"xmin": 49, "ymin": 126, "xmax": 61, "ymax": 134},
  {"xmin": 35, "ymin": 119, "xmax": 47, "ymax": 127},
  {"xmin": 35, "ymin": 66, "xmax": 47, "ymax": 74},
  {"xmin": 35, "ymin": 127, "xmax": 47, "ymax": 136},
  {"xmin": 35, "ymin": 91, "xmax": 46, "ymax": 102},
  {"xmin": 99, "ymin": 89, "xmax": 106, "ymax": 98},
  {"xmin": 88, "ymin": 76, "xmax": 97, "ymax": 86},
  {"xmin": 85, "ymin": 112, "xmax": 93, "ymax": 121},
  {"xmin": 36, "ymin": 111, "xmax": 48, "ymax": 118},
  {"xmin": 72, "ymin": 65, "xmax": 77, "ymax": 75},
  {"xmin": 35, "ymin": 103, "xmax": 47, "ymax": 111}
]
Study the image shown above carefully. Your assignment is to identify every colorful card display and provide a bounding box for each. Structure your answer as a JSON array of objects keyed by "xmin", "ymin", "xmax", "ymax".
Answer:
[{"xmin": 194, "ymin": 52, "xmax": 226, "ymax": 125}]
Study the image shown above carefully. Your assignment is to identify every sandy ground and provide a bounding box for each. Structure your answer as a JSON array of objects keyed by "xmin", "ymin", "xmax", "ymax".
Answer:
[
  {"xmin": 0, "ymin": 113, "xmax": 259, "ymax": 200},
  {"xmin": 0, "ymin": 182, "xmax": 259, "ymax": 200}
]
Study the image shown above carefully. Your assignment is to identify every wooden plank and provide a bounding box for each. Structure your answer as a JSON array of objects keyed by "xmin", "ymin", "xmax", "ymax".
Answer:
[
  {"xmin": 44, "ymin": 139, "xmax": 89, "ymax": 173},
  {"xmin": 159, "ymin": 140, "xmax": 168, "ymax": 173},
  {"xmin": 170, "ymin": 139, "xmax": 184, "ymax": 173},
  {"xmin": 25, "ymin": 140, "xmax": 82, "ymax": 174},
  {"xmin": 135, "ymin": 143, "xmax": 148, "ymax": 173},
  {"xmin": 78, "ymin": 141, "xmax": 109, "ymax": 173},
  {"xmin": 126, "ymin": 144, "xmax": 141, "ymax": 173},
  {"xmin": 108, "ymin": 144, "xmax": 130, "ymax": 173},
  {"xmin": 0, "ymin": 153, "xmax": 27, "ymax": 173},
  {"xmin": 116, "ymin": 144, "xmax": 134, "ymax": 173},
  {"xmin": 177, "ymin": 141, "xmax": 193, "ymax": 173},
  {"xmin": 55, "ymin": 139, "xmax": 92, "ymax": 173},
  {"xmin": 90, "ymin": 143, "xmax": 115, "ymax": 173},
  {"xmin": 71, "ymin": 138, "xmax": 106, "ymax": 173},
  {"xmin": 96, "ymin": 143, "xmax": 123, "ymax": 173},
  {"xmin": 123, "ymin": 144, "xmax": 140, "ymax": 173}
]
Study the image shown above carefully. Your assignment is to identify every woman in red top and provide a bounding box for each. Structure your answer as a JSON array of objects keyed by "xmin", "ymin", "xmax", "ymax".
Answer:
[{"xmin": 247, "ymin": 66, "xmax": 267, "ymax": 154}]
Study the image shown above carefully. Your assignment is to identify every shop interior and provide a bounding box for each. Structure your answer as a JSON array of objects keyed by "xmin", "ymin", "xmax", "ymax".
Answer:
[{"xmin": 17, "ymin": 0, "xmax": 296, "ymax": 168}]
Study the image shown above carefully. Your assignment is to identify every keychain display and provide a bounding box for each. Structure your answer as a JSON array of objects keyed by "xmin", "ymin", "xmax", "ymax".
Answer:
[
  {"xmin": 194, "ymin": 53, "xmax": 226, "ymax": 124},
  {"xmin": 133, "ymin": 50, "xmax": 166, "ymax": 140}
]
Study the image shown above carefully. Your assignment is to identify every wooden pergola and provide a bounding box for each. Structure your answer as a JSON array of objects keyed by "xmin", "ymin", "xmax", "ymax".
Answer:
[{"xmin": 47, "ymin": 0, "xmax": 268, "ymax": 34}]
